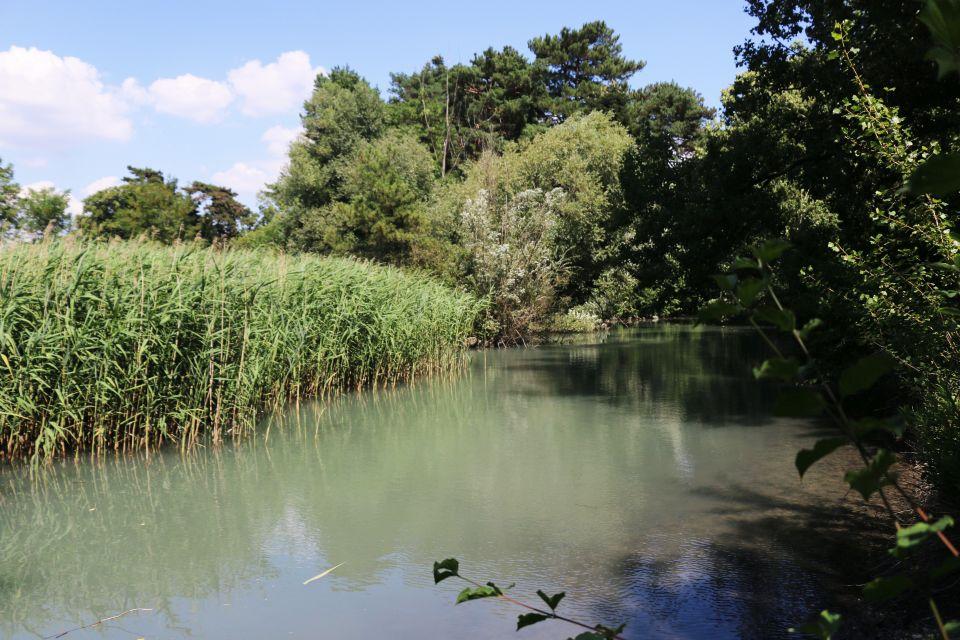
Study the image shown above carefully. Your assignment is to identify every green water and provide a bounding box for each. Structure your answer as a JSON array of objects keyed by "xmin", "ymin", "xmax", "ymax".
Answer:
[{"xmin": 1, "ymin": 326, "xmax": 856, "ymax": 639}]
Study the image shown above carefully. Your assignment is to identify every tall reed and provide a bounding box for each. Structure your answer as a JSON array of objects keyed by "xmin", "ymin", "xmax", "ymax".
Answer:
[{"xmin": 0, "ymin": 238, "xmax": 482, "ymax": 462}]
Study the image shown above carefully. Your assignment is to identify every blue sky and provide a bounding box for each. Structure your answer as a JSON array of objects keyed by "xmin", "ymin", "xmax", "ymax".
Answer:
[{"xmin": 0, "ymin": 1, "xmax": 756, "ymax": 209}]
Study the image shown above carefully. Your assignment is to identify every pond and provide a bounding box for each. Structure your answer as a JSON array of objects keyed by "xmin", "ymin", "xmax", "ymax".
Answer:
[{"xmin": 0, "ymin": 325, "xmax": 858, "ymax": 639}]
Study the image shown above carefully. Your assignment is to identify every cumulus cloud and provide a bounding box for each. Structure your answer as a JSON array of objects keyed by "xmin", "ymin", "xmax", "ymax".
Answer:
[
  {"xmin": 211, "ymin": 162, "xmax": 271, "ymax": 197},
  {"xmin": 0, "ymin": 46, "xmax": 133, "ymax": 149},
  {"xmin": 20, "ymin": 180, "xmax": 56, "ymax": 194},
  {"xmin": 261, "ymin": 124, "xmax": 301, "ymax": 157},
  {"xmin": 228, "ymin": 51, "xmax": 323, "ymax": 117},
  {"xmin": 82, "ymin": 175, "xmax": 122, "ymax": 197},
  {"xmin": 210, "ymin": 124, "xmax": 301, "ymax": 199},
  {"xmin": 147, "ymin": 74, "xmax": 234, "ymax": 123}
]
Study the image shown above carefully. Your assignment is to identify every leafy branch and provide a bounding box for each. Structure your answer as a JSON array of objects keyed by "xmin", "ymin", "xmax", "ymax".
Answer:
[
  {"xmin": 701, "ymin": 238, "xmax": 959, "ymax": 639},
  {"xmin": 432, "ymin": 558, "xmax": 627, "ymax": 639}
]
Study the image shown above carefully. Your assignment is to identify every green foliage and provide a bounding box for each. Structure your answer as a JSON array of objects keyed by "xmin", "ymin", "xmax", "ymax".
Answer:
[
  {"xmin": 862, "ymin": 575, "xmax": 913, "ymax": 603},
  {"xmin": 79, "ymin": 166, "xmax": 199, "ymax": 243},
  {"xmin": 920, "ymin": 0, "xmax": 960, "ymax": 80},
  {"xmin": 625, "ymin": 81, "xmax": 714, "ymax": 155},
  {"xmin": 772, "ymin": 389, "xmax": 826, "ymax": 418},
  {"xmin": 704, "ymin": 239, "xmax": 958, "ymax": 638},
  {"xmin": 528, "ymin": 20, "xmax": 644, "ymax": 121},
  {"xmin": 789, "ymin": 610, "xmax": 842, "ymax": 640},
  {"xmin": 269, "ymin": 67, "xmax": 386, "ymax": 250},
  {"xmin": 517, "ymin": 613, "xmax": 550, "ymax": 630},
  {"xmin": 905, "ymin": 152, "xmax": 960, "ymax": 196},
  {"xmin": 0, "ymin": 239, "xmax": 480, "ymax": 463},
  {"xmin": 432, "ymin": 558, "xmax": 625, "ymax": 639},
  {"xmin": 537, "ymin": 590, "xmax": 565, "ymax": 611},
  {"xmin": 0, "ymin": 157, "xmax": 20, "ymax": 231},
  {"xmin": 506, "ymin": 111, "xmax": 633, "ymax": 302},
  {"xmin": 795, "ymin": 438, "xmax": 848, "ymax": 478},
  {"xmin": 838, "ymin": 353, "xmax": 897, "ymax": 398},
  {"xmin": 186, "ymin": 181, "xmax": 255, "ymax": 241},
  {"xmin": 456, "ymin": 583, "xmax": 502, "ymax": 603},
  {"xmin": 433, "ymin": 558, "xmax": 460, "ymax": 583},
  {"xmin": 15, "ymin": 187, "xmax": 71, "ymax": 239}
]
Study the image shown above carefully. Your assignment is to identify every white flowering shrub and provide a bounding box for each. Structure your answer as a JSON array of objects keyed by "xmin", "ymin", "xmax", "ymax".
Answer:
[{"xmin": 460, "ymin": 187, "xmax": 567, "ymax": 343}]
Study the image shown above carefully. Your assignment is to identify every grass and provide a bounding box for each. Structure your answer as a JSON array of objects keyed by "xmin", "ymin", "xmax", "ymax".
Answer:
[{"xmin": 0, "ymin": 238, "xmax": 482, "ymax": 462}]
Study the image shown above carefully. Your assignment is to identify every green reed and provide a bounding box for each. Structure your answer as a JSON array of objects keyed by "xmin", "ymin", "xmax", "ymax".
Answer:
[{"xmin": 0, "ymin": 238, "xmax": 482, "ymax": 462}]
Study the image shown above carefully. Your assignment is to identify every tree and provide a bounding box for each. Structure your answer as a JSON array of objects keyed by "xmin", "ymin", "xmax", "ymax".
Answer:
[
  {"xmin": 268, "ymin": 67, "xmax": 386, "ymax": 250},
  {"xmin": 625, "ymin": 82, "xmax": 715, "ymax": 157},
  {"xmin": 79, "ymin": 166, "xmax": 198, "ymax": 243},
  {"xmin": 528, "ymin": 21, "xmax": 644, "ymax": 121},
  {"xmin": 460, "ymin": 183, "xmax": 567, "ymax": 343},
  {"xmin": 389, "ymin": 56, "xmax": 481, "ymax": 176},
  {"xmin": 16, "ymin": 187, "xmax": 71, "ymax": 239},
  {"xmin": 185, "ymin": 182, "xmax": 255, "ymax": 241},
  {"xmin": 468, "ymin": 46, "xmax": 548, "ymax": 142},
  {"xmin": 0, "ymin": 157, "xmax": 20, "ymax": 232},
  {"xmin": 297, "ymin": 131, "xmax": 440, "ymax": 264},
  {"xmin": 445, "ymin": 112, "xmax": 634, "ymax": 307}
]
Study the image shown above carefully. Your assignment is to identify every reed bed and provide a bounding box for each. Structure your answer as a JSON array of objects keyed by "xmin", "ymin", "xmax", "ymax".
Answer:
[{"xmin": 0, "ymin": 239, "xmax": 482, "ymax": 462}]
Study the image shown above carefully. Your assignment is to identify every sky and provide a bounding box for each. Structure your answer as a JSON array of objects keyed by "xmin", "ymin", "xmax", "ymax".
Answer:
[{"xmin": 0, "ymin": 0, "xmax": 756, "ymax": 211}]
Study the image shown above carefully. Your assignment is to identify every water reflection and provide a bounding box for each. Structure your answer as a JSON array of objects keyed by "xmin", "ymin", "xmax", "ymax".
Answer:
[{"xmin": 0, "ymin": 326, "xmax": 869, "ymax": 639}]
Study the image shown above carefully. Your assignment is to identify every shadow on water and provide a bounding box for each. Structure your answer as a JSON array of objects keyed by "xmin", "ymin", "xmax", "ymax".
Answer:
[{"xmin": 0, "ymin": 325, "xmax": 881, "ymax": 639}]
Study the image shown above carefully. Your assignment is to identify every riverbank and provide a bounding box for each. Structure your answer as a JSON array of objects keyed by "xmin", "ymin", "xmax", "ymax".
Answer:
[{"xmin": 0, "ymin": 239, "xmax": 481, "ymax": 463}]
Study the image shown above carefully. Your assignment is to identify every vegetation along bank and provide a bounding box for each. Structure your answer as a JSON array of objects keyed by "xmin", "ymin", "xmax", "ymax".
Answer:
[{"xmin": 0, "ymin": 239, "xmax": 481, "ymax": 463}]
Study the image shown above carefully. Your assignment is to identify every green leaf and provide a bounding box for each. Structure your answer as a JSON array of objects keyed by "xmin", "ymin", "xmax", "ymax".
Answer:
[
  {"xmin": 774, "ymin": 389, "xmax": 827, "ymax": 417},
  {"xmin": 697, "ymin": 301, "xmax": 741, "ymax": 324},
  {"xmin": 750, "ymin": 238, "xmax": 792, "ymax": 263},
  {"xmin": 754, "ymin": 306, "xmax": 796, "ymax": 332},
  {"xmin": 796, "ymin": 437, "xmax": 848, "ymax": 477},
  {"xmin": 931, "ymin": 556, "xmax": 960, "ymax": 580},
  {"xmin": 456, "ymin": 583, "xmax": 502, "ymax": 604},
  {"xmin": 844, "ymin": 449, "xmax": 896, "ymax": 500},
  {"xmin": 754, "ymin": 357, "xmax": 801, "ymax": 381},
  {"xmin": 433, "ymin": 558, "xmax": 459, "ymax": 583},
  {"xmin": 737, "ymin": 278, "xmax": 767, "ymax": 306},
  {"xmin": 862, "ymin": 575, "xmax": 913, "ymax": 602},
  {"xmin": 733, "ymin": 256, "xmax": 760, "ymax": 270},
  {"xmin": 919, "ymin": 0, "xmax": 960, "ymax": 80},
  {"xmin": 799, "ymin": 318, "xmax": 824, "ymax": 339},
  {"xmin": 789, "ymin": 610, "xmax": 842, "ymax": 639},
  {"xmin": 932, "ymin": 261, "xmax": 960, "ymax": 272},
  {"xmin": 851, "ymin": 417, "xmax": 905, "ymax": 440},
  {"xmin": 536, "ymin": 589, "xmax": 566, "ymax": 611},
  {"xmin": 890, "ymin": 516, "xmax": 955, "ymax": 558},
  {"xmin": 517, "ymin": 613, "xmax": 550, "ymax": 630},
  {"xmin": 712, "ymin": 273, "xmax": 738, "ymax": 292},
  {"xmin": 838, "ymin": 352, "xmax": 896, "ymax": 397},
  {"xmin": 905, "ymin": 152, "xmax": 960, "ymax": 196}
]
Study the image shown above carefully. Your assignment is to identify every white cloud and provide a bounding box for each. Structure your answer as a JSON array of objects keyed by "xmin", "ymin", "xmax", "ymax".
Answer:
[
  {"xmin": 0, "ymin": 46, "xmax": 133, "ymax": 148},
  {"xmin": 82, "ymin": 175, "xmax": 121, "ymax": 197},
  {"xmin": 21, "ymin": 180, "xmax": 56, "ymax": 195},
  {"xmin": 211, "ymin": 162, "xmax": 271, "ymax": 197},
  {"xmin": 262, "ymin": 124, "xmax": 301, "ymax": 157},
  {"xmin": 147, "ymin": 74, "xmax": 234, "ymax": 123},
  {"xmin": 67, "ymin": 195, "xmax": 83, "ymax": 217},
  {"xmin": 210, "ymin": 123, "xmax": 300, "ymax": 199},
  {"xmin": 228, "ymin": 51, "xmax": 323, "ymax": 117}
]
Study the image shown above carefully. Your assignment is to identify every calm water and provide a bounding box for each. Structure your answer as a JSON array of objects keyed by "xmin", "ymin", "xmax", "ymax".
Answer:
[{"xmin": 0, "ymin": 326, "xmax": 859, "ymax": 639}]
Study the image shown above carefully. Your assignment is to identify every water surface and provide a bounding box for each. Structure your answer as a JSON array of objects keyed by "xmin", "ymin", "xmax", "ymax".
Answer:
[{"xmin": 1, "ymin": 326, "xmax": 859, "ymax": 639}]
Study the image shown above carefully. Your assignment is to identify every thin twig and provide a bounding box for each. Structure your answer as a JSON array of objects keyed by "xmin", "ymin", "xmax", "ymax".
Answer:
[
  {"xmin": 456, "ymin": 574, "xmax": 627, "ymax": 640},
  {"xmin": 45, "ymin": 608, "xmax": 153, "ymax": 639}
]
